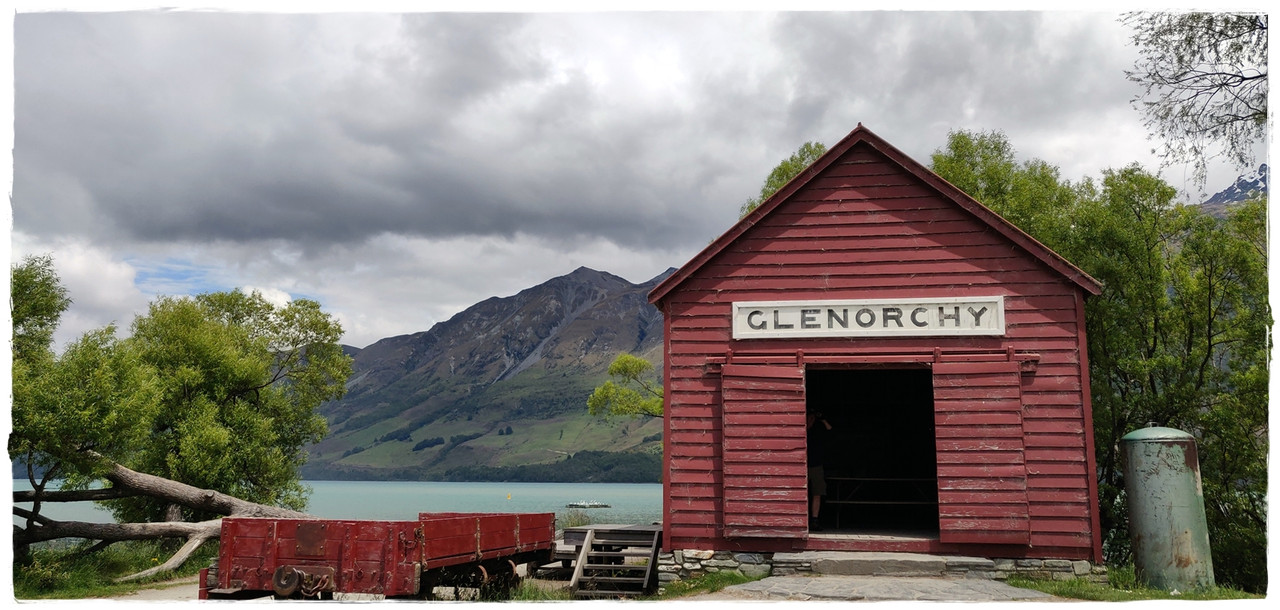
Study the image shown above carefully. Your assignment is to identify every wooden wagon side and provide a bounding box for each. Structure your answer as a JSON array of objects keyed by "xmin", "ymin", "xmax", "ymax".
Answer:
[{"xmin": 201, "ymin": 512, "xmax": 555, "ymax": 600}]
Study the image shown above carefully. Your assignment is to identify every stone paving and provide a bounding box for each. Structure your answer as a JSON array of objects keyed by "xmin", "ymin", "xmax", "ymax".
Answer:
[{"xmin": 712, "ymin": 574, "xmax": 1058, "ymax": 602}]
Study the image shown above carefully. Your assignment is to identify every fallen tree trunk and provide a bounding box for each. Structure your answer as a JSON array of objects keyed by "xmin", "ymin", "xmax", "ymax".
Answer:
[
  {"xmin": 95, "ymin": 452, "xmax": 313, "ymax": 519},
  {"xmin": 13, "ymin": 453, "xmax": 315, "ymax": 583}
]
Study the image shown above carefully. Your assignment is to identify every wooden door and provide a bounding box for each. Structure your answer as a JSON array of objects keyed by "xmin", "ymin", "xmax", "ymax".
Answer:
[
  {"xmin": 933, "ymin": 360, "xmax": 1031, "ymax": 544},
  {"xmin": 720, "ymin": 363, "xmax": 808, "ymax": 539}
]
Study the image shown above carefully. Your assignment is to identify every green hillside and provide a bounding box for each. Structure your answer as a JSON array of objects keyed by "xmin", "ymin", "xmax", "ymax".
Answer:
[{"xmin": 301, "ymin": 267, "xmax": 669, "ymax": 482}]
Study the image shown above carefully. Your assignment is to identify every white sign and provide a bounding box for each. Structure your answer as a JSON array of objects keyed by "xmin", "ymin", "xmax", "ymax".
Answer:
[{"xmin": 732, "ymin": 296, "xmax": 1005, "ymax": 339}]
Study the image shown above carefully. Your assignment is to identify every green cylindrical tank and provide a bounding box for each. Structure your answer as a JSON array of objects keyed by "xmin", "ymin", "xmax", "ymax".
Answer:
[{"xmin": 1120, "ymin": 426, "xmax": 1215, "ymax": 590}]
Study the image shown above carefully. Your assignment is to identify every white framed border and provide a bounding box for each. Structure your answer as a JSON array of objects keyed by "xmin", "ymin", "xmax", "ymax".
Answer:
[{"xmin": 731, "ymin": 296, "xmax": 1005, "ymax": 340}]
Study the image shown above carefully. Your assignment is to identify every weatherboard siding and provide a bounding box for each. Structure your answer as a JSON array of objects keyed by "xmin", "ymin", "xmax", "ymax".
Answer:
[{"xmin": 656, "ymin": 135, "xmax": 1100, "ymax": 561}]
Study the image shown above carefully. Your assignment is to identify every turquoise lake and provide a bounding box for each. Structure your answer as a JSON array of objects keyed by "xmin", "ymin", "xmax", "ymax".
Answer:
[{"xmin": 12, "ymin": 480, "xmax": 663, "ymax": 526}]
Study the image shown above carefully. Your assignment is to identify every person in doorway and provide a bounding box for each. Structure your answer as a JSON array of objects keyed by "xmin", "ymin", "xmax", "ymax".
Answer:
[{"xmin": 806, "ymin": 410, "xmax": 833, "ymax": 531}]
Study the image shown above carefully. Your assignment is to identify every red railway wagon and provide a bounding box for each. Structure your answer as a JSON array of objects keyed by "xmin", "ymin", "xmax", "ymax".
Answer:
[{"xmin": 201, "ymin": 512, "xmax": 555, "ymax": 600}]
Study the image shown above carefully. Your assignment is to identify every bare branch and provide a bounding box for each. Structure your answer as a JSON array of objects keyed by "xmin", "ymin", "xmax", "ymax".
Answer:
[
  {"xmin": 115, "ymin": 530, "xmax": 218, "ymax": 583},
  {"xmin": 14, "ymin": 486, "xmax": 141, "ymax": 503}
]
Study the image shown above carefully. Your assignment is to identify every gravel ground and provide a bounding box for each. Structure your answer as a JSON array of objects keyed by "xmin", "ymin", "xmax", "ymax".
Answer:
[{"xmin": 110, "ymin": 575, "xmax": 200, "ymax": 602}]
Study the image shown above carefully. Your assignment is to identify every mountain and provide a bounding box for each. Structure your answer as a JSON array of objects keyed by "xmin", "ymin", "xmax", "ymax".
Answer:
[
  {"xmin": 302, "ymin": 266, "xmax": 673, "ymax": 482},
  {"xmin": 1201, "ymin": 163, "xmax": 1268, "ymax": 217}
]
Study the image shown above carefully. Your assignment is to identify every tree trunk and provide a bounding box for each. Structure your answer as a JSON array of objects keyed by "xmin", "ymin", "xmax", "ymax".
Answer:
[{"xmin": 13, "ymin": 452, "xmax": 315, "ymax": 582}]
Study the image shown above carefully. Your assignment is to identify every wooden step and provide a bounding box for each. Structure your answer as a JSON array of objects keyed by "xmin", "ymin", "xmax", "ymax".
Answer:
[
  {"xmin": 567, "ymin": 526, "xmax": 663, "ymax": 599},
  {"xmin": 582, "ymin": 563, "xmax": 648, "ymax": 571}
]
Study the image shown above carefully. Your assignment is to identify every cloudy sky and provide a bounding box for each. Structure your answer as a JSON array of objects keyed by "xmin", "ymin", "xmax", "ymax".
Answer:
[{"xmin": 6, "ymin": 3, "xmax": 1267, "ymax": 350}]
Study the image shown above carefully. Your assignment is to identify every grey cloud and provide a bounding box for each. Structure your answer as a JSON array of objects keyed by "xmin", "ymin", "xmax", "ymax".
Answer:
[{"xmin": 15, "ymin": 12, "xmax": 739, "ymax": 253}]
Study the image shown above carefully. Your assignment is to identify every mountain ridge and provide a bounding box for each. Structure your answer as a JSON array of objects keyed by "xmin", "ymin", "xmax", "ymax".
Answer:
[{"xmin": 303, "ymin": 266, "xmax": 672, "ymax": 482}]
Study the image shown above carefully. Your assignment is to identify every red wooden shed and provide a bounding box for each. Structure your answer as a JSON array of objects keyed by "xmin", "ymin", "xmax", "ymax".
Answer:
[{"xmin": 648, "ymin": 124, "xmax": 1104, "ymax": 563}]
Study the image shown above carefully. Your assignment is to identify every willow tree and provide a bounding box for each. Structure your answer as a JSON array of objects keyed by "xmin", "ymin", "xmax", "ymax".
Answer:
[
  {"xmin": 10, "ymin": 256, "xmax": 352, "ymax": 579},
  {"xmin": 1123, "ymin": 12, "xmax": 1268, "ymax": 184}
]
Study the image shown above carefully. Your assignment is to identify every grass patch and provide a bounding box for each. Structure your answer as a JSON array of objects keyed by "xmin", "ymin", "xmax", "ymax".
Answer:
[
  {"xmin": 657, "ymin": 569, "xmax": 759, "ymax": 599},
  {"xmin": 13, "ymin": 539, "xmax": 217, "ymax": 600},
  {"xmin": 558, "ymin": 508, "xmax": 592, "ymax": 529},
  {"xmin": 511, "ymin": 579, "xmax": 573, "ymax": 601},
  {"xmin": 1007, "ymin": 565, "xmax": 1261, "ymax": 602}
]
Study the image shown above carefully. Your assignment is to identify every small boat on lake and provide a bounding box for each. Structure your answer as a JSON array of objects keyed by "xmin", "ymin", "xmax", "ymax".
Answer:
[{"xmin": 565, "ymin": 501, "xmax": 611, "ymax": 508}]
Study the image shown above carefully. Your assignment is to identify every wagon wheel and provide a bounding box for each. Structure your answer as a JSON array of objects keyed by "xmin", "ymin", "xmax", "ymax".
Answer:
[{"xmin": 479, "ymin": 560, "xmax": 521, "ymax": 600}]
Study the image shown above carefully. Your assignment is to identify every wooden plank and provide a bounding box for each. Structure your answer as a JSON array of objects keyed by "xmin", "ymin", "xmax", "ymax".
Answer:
[
  {"xmin": 936, "ymin": 464, "xmax": 1029, "ymax": 478},
  {"xmin": 724, "ymin": 500, "xmax": 809, "ymax": 515},
  {"xmin": 1028, "ymin": 503, "xmax": 1091, "ymax": 518},
  {"xmin": 724, "ymin": 487, "xmax": 807, "ymax": 501},
  {"xmin": 938, "ymin": 477, "xmax": 1028, "ymax": 491}
]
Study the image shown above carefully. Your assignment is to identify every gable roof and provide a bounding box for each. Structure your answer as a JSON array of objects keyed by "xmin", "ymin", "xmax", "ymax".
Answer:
[{"xmin": 649, "ymin": 124, "xmax": 1103, "ymax": 304}]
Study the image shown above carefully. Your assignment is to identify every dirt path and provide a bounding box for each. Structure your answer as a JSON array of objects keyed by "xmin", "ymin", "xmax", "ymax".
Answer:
[{"xmin": 110, "ymin": 575, "xmax": 200, "ymax": 601}]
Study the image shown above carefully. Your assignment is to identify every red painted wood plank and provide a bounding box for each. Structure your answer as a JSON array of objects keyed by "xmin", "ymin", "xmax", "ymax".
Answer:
[
  {"xmin": 722, "ymin": 363, "xmax": 804, "ymax": 379},
  {"xmin": 724, "ymin": 448, "xmax": 805, "ymax": 463},
  {"xmin": 705, "ymin": 257, "xmax": 1041, "ymax": 279},
  {"xmin": 1029, "ymin": 518, "xmax": 1092, "ymax": 534},
  {"xmin": 724, "ymin": 412, "xmax": 806, "ymax": 426},
  {"xmin": 669, "ymin": 417, "xmax": 719, "ymax": 431},
  {"xmin": 732, "ymin": 228, "xmax": 1003, "ymax": 253},
  {"xmin": 667, "ymin": 498, "xmax": 719, "ymax": 512},
  {"xmin": 936, "ymin": 464, "xmax": 1028, "ymax": 478},
  {"xmin": 939, "ymin": 504, "xmax": 1029, "ymax": 518},
  {"xmin": 670, "ymin": 457, "xmax": 718, "ymax": 471},
  {"xmin": 937, "ymin": 439, "xmax": 1026, "ymax": 451},
  {"xmin": 1024, "ymin": 407, "xmax": 1085, "ymax": 422},
  {"xmin": 1022, "ymin": 420, "xmax": 1085, "ymax": 434},
  {"xmin": 1027, "ymin": 480, "xmax": 1091, "ymax": 495},
  {"xmin": 1030, "ymin": 532, "xmax": 1094, "ymax": 548},
  {"xmin": 684, "ymin": 272, "xmax": 1045, "ymax": 294},
  {"xmin": 936, "ymin": 450, "xmax": 1025, "ymax": 464},
  {"xmin": 708, "ymin": 242, "xmax": 1031, "ymax": 268},
  {"xmin": 1006, "ymin": 322, "xmax": 1079, "ymax": 338},
  {"xmin": 667, "ymin": 525, "xmax": 721, "ymax": 539},
  {"xmin": 789, "ymin": 179, "xmax": 942, "ymax": 201},
  {"xmin": 724, "ymin": 437, "xmax": 805, "ymax": 451},
  {"xmin": 1024, "ymin": 448, "xmax": 1088, "ymax": 462},
  {"xmin": 1028, "ymin": 504, "xmax": 1090, "ymax": 518},
  {"xmin": 938, "ymin": 527, "xmax": 1030, "ymax": 546},
  {"xmin": 664, "ymin": 284, "xmax": 1078, "ymax": 307},
  {"xmin": 1027, "ymin": 489, "xmax": 1089, "ymax": 504},
  {"xmin": 722, "ymin": 462, "xmax": 806, "ymax": 476},
  {"xmin": 1024, "ymin": 435, "xmax": 1085, "ymax": 449},
  {"xmin": 934, "ymin": 387, "xmax": 1023, "ymax": 401},
  {"xmin": 669, "ymin": 482, "xmax": 719, "ymax": 497},
  {"xmin": 1020, "ymin": 376, "xmax": 1083, "ymax": 393},
  {"xmin": 670, "ymin": 445, "xmax": 720, "ymax": 459},
  {"xmin": 723, "ymin": 513, "xmax": 807, "ymax": 527},
  {"xmin": 932, "ymin": 371, "xmax": 1031, "ymax": 387},
  {"xmin": 1026, "ymin": 462, "xmax": 1088, "ymax": 476},
  {"xmin": 934, "ymin": 426, "xmax": 1024, "ymax": 439},
  {"xmin": 669, "ymin": 470, "xmax": 720, "ymax": 485},
  {"xmin": 938, "ymin": 477, "xmax": 1029, "ymax": 491},
  {"xmin": 938, "ymin": 490, "xmax": 1029, "ymax": 504},
  {"xmin": 936, "ymin": 412, "xmax": 1024, "ymax": 426},
  {"xmin": 724, "ymin": 500, "xmax": 809, "ymax": 515},
  {"xmin": 669, "ymin": 431, "xmax": 718, "ymax": 444},
  {"xmin": 724, "ymin": 488, "xmax": 807, "ymax": 501}
]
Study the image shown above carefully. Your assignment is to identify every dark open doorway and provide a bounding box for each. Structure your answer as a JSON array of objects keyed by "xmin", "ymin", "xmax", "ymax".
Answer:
[{"xmin": 806, "ymin": 368, "xmax": 939, "ymax": 535}]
